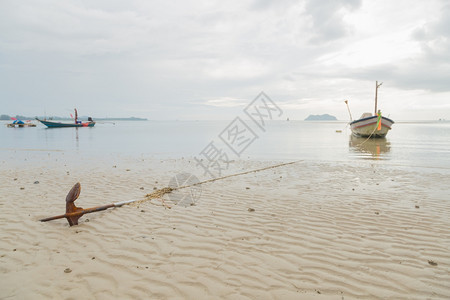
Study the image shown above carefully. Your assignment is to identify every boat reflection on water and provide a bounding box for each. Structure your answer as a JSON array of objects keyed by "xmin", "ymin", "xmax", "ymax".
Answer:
[{"xmin": 349, "ymin": 135, "xmax": 391, "ymax": 160}]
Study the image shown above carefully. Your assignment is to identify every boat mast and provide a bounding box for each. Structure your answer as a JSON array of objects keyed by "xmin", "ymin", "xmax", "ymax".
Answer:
[
  {"xmin": 344, "ymin": 100, "xmax": 353, "ymax": 121},
  {"xmin": 374, "ymin": 81, "xmax": 382, "ymax": 115}
]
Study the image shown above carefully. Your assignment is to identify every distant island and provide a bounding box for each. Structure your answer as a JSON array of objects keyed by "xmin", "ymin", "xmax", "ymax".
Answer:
[
  {"xmin": 0, "ymin": 114, "xmax": 147, "ymax": 121},
  {"xmin": 305, "ymin": 114, "xmax": 337, "ymax": 121}
]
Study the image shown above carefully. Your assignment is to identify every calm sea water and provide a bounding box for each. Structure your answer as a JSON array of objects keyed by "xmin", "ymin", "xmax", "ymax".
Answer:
[{"xmin": 1, "ymin": 120, "xmax": 449, "ymax": 172}]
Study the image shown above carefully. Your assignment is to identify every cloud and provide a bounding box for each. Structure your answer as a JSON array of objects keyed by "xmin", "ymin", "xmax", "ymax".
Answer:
[
  {"xmin": 304, "ymin": 0, "xmax": 362, "ymax": 44},
  {"xmin": 198, "ymin": 97, "xmax": 248, "ymax": 108},
  {"xmin": 297, "ymin": 0, "xmax": 450, "ymax": 94},
  {"xmin": 0, "ymin": 0, "xmax": 449, "ymax": 120},
  {"xmin": 350, "ymin": 2, "xmax": 450, "ymax": 93}
]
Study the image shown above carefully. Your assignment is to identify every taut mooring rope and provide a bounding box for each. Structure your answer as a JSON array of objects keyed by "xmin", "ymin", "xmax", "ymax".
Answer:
[{"xmin": 138, "ymin": 160, "xmax": 303, "ymax": 206}]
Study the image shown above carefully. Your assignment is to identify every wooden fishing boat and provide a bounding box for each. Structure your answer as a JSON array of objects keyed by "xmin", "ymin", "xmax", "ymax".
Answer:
[
  {"xmin": 7, "ymin": 123, "xmax": 36, "ymax": 128},
  {"xmin": 350, "ymin": 113, "xmax": 394, "ymax": 138},
  {"xmin": 7, "ymin": 122, "xmax": 37, "ymax": 128},
  {"xmin": 36, "ymin": 119, "xmax": 95, "ymax": 128},
  {"xmin": 346, "ymin": 81, "xmax": 394, "ymax": 138},
  {"xmin": 6, "ymin": 118, "xmax": 37, "ymax": 128},
  {"xmin": 36, "ymin": 109, "xmax": 95, "ymax": 128}
]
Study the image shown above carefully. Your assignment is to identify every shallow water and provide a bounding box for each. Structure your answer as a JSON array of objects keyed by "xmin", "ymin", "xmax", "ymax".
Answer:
[{"xmin": 1, "ymin": 120, "xmax": 449, "ymax": 172}]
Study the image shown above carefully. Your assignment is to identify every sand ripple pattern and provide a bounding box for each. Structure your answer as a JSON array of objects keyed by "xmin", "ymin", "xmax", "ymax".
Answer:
[{"xmin": 1, "ymin": 158, "xmax": 449, "ymax": 299}]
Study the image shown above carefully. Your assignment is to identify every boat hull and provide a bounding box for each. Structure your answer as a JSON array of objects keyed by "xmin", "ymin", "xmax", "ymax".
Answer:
[
  {"xmin": 37, "ymin": 119, "xmax": 95, "ymax": 128},
  {"xmin": 7, "ymin": 123, "xmax": 36, "ymax": 128},
  {"xmin": 350, "ymin": 116, "xmax": 394, "ymax": 138}
]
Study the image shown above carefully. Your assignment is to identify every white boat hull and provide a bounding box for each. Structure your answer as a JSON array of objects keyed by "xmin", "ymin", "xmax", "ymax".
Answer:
[{"xmin": 350, "ymin": 115, "xmax": 394, "ymax": 138}]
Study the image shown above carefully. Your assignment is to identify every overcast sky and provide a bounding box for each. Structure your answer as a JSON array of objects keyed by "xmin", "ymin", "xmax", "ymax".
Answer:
[{"xmin": 1, "ymin": 0, "xmax": 449, "ymax": 120}]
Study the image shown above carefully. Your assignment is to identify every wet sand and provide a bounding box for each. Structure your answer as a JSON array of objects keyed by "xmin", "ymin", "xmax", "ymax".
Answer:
[{"xmin": 1, "ymin": 157, "xmax": 449, "ymax": 299}]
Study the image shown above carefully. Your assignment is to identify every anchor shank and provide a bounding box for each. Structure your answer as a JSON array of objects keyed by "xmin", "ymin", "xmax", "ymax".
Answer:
[
  {"xmin": 40, "ymin": 203, "xmax": 116, "ymax": 223},
  {"xmin": 79, "ymin": 204, "xmax": 116, "ymax": 215},
  {"xmin": 40, "ymin": 214, "xmax": 68, "ymax": 222},
  {"xmin": 40, "ymin": 182, "xmax": 139, "ymax": 226}
]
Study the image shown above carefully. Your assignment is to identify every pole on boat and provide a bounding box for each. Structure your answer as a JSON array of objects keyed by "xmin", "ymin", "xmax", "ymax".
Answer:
[
  {"xmin": 374, "ymin": 81, "xmax": 383, "ymax": 115},
  {"xmin": 344, "ymin": 100, "xmax": 353, "ymax": 121},
  {"xmin": 39, "ymin": 183, "xmax": 155, "ymax": 226}
]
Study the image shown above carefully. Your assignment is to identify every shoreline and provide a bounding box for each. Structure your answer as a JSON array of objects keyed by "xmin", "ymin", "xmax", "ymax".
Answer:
[{"xmin": 1, "ymin": 156, "xmax": 449, "ymax": 298}]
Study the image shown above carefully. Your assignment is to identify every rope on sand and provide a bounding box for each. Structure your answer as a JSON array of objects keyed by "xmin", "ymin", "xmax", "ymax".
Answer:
[
  {"xmin": 138, "ymin": 160, "xmax": 302, "ymax": 207},
  {"xmin": 39, "ymin": 160, "xmax": 303, "ymax": 225}
]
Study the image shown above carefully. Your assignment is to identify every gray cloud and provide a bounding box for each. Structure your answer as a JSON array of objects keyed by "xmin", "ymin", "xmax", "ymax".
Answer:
[
  {"xmin": 304, "ymin": 0, "xmax": 362, "ymax": 44},
  {"xmin": 355, "ymin": 3, "xmax": 450, "ymax": 92},
  {"xmin": 0, "ymin": 0, "xmax": 448, "ymax": 120}
]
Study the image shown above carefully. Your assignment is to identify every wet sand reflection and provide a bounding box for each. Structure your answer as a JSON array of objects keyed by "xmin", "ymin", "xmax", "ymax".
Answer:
[{"xmin": 349, "ymin": 135, "xmax": 391, "ymax": 160}]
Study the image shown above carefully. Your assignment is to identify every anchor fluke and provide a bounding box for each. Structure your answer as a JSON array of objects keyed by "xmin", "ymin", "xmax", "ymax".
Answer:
[
  {"xmin": 40, "ymin": 182, "xmax": 115, "ymax": 226},
  {"xmin": 65, "ymin": 182, "xmax": 84, "ymax": 226}
]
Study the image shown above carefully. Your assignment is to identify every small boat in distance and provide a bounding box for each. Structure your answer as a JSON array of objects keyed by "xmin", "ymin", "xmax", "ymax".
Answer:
[
  {"xmin": 7, "ymin": 118, "xmax": 37, "ymax": 128},
  {"xmin": 346, "ymin": 81, "xmax": 394, "ymax": 138},
  {"xmin": 36, "ymin": 109, "xmax": 95, "ymax": 128}
]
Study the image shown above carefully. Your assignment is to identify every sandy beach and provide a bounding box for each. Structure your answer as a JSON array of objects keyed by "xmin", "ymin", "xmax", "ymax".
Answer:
[
  {"xmin": 1, "ymin": 156, "xmax": 449, "ymax": 299},
  {"xmin": 2, "ymin": 0, "xmax": 450, "ymax": 297}
]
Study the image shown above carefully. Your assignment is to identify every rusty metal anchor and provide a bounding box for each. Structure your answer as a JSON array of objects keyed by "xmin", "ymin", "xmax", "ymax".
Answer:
[{"xmin": 40, "ymin": 182, "xmax": 136, "ymax": 226}]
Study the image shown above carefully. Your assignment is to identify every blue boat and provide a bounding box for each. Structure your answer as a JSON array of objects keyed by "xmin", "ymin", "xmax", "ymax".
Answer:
[
  {"xmin": 36, "ymin": 119, "xmax": 95, "ymax": 128},
  {"xmin": 36, "ymin": 109, "xmax": 95, "ymax": 128}
]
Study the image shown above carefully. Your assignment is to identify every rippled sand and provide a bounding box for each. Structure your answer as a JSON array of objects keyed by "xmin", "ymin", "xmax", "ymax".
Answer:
[{"xmin": 1, "ymin": 157, "xmax": 449, "ymax": 299}]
